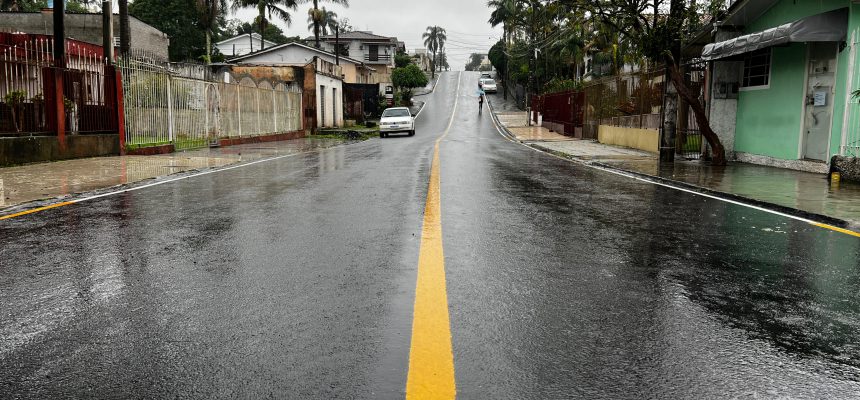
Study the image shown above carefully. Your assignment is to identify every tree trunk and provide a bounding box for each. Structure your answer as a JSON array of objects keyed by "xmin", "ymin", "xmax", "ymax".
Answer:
[
  {"xmin": 259, "ymin": 12, "xmax": 266, "ymax": 50},
  {"xmin": 205, "ymin": 30, "xmax": 211, "ymax": 63},
  {"xmin": 661, "ymin": 71, "xmax": 678, "ymax": 163},
  {"xmin": 313, "ymin": 0, "xmax": 321, "ymax": 48},
  {"xmin": 667, "ymin": 62, "xmax": 726, "ymax": 165},
  {"xmin": 431, "ymin": 51, "xmax": 436, "ymax": 79}
]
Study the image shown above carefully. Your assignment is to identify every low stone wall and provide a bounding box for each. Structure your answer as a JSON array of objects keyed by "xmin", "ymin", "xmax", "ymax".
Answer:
[
  {"xmin": 218, "ymin": 131, "xmax": 305, "ymax": 147},
  {"xmin": 735, "ymin": 152, "xmax": 829, "ymax": 174},
  {"xmin": 597, "ymin": 125, "xmax": 659, "ymax": 153},
  {"xmin": 127, "ymin": 144, "xmax": 175, "ymax": 156},
  {"xmin": 0, "ymin": 135, "xmax": 120, "ymax": 167},
  {"xmin": 831, "ymin": 155, "xmax": 860, "ymax": 182}
]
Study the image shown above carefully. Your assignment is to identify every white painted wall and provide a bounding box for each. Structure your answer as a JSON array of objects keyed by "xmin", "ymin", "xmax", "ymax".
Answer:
[
  {"xmin": 319, "ymin": 39, "xmax": 396, "ymax": 68},
  {"xmin": 216, "ymin": 34, "xmax": 277, "ymax": 57},
  {"xmin": 316, "ymin": 74, "xmax": 344, "ymax": 128}
]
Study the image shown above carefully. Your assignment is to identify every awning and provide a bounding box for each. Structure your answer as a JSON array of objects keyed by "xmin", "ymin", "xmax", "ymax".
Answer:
[{"xmin": 702, "ymin": 8, "xmax": 848, "ymax": 61}]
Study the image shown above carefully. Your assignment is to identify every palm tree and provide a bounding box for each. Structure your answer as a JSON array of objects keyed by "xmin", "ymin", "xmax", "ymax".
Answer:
[
  {"xmin": 422, "ymin": 26, "xmax": 447, "ymax": 79},
  {"xmin": 232, "ymin": 0, "xmax": 298, "ymax": 50},
  {"xmin": 197, "ymin": 0, "xmax": 227, "ymax": 63},
  {"xmin": 487, "ymin": 0, "xmax": 524, "ymax": 46},
  {"xmin": 306, "ymin": 7, "xmax": 338, "ymax": 37},
  {"xmin": 298, "ymin": 0, "xmax": 349, "ymax": 48}
]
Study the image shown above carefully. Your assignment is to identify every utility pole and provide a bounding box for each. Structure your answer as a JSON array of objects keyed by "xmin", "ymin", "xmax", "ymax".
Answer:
[
  {"xmin": 118, "ymin": 0, "xmax": 130, "ymax": 56},
  {"xmin": 51, "ymin": 0, "xmax": 67, "ymax": 148},
  {"xmin": 335, "ymin": 24, "xmax": 339, "ymax": 66},
  {"xmin": 101, "ymin": 0, "xmax": 114, "ymax": 63},
  {"xmin": 659, "ymin": 0, "xmax": 685, "ymax": 163},
  {"xmin": 53, "ymin": 0, "xmax": 65, "ymax": 66}
]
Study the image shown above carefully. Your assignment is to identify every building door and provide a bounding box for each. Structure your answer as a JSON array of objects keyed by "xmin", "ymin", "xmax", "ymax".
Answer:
[
  {"xmin": 802, "ymin": 42, "xmax": 838, "ymax": 162},
  {"xmin": 369, "ymin": 45, "xmax": 379, "ymax": 62},
  {"xmin": 320, "ymin": 85, "xmax": 326, "ymax": 127},
  {"xmin": 332, "ymin": 88, "xmax": 338, "ymax": 127}
]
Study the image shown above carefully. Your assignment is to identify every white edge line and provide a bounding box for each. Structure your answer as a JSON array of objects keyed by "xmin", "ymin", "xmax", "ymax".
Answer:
[
  {"xmin": 69, "ymin": 150, "xmax": 313, "ymax": 205},
  {"xmin": 487, "ymin": 110, "xmax": 820, "ymax": 226},
  {"xmin": 414, "ymin": 74, "xmax": 443, "ymax": 119}
]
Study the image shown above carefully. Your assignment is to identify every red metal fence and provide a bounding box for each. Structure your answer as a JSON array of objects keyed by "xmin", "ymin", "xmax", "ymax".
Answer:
[
  {"xmin": 0, "ymin": 33, "xmax": 119, "ymax": 137},
  {"xmin": 530, "ymin": 68, "xmax": 666, "ymax": 140}
]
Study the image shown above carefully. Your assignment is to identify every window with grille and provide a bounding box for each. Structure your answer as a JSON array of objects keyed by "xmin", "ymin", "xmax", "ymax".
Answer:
[{"xmin": 742, "ymin": 49, "xmax": 771, "ymax": 88}]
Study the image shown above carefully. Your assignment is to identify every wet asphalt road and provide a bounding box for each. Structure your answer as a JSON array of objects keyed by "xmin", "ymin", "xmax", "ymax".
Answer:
[{"xmin": 3, "ymin": 72, "xmax": 860, "ymax": 398}]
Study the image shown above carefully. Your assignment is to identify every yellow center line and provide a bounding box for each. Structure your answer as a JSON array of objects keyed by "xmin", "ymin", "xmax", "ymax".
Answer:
[
  {"xmin": 405, "ymin": 72, "xmax": 461, "ymax": 400},
  {"xmin": 0, "ymin": 201, "xmax": 76, "ymax": 221},
  {"xmin": 811, "ymin": 222, "xmax": 860, "ymax": 238}
]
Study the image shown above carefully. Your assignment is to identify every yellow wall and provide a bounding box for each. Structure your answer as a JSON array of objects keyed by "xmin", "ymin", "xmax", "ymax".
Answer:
[{"xmin": 597, "ymin": 125, "xmax": 659, "ymax": 153}]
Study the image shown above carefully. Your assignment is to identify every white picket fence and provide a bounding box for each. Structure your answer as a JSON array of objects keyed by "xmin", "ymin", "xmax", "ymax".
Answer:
[{"xmin": 118, "ymin": 58, "xmax": 301, "ymax": 150}]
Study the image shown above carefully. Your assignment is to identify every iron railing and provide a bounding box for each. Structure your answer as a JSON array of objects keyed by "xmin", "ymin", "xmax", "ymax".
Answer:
[
  {"xmin": 0, "ymin": 34, "xmax": 116, "ymax": 136},
  {"xmin": 119, "ymin": 58, "xmax": 302, "ymax": 151}
]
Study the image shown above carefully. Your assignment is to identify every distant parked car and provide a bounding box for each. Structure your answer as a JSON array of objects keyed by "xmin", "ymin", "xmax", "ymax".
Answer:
[
  {"xmin": 480, "ymin": 78, "xmax": 498, "ymax": 93},
  {"xmin": 379, "ymin": 107, "xmax": 415, "ymax": 138},
  {"xmin": 481, "ymin": 72, "xmax": 492, "ymax": 79}
]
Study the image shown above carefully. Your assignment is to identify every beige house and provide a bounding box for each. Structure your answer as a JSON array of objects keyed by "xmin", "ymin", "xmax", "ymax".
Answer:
[{"xmin": 229, "ymin": 42, "xmax": 376, "ymax": 84}]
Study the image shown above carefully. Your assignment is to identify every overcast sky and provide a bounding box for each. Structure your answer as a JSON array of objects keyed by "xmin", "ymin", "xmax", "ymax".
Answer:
[{"xmin": 231, "ymin": 0, "xmax": 502, "ymax": 69}]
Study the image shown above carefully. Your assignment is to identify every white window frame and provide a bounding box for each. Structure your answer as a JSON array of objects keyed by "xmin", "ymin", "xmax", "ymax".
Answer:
[{"xmin": 739, "ymin": 48, "xmax": 772, "ymax": 91}]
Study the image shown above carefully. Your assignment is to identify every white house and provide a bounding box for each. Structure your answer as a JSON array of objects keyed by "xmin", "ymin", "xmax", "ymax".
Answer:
[
  {"xmin": 215, "ymin": 33, "xmax": 277, "ymax": 57},
  {"xmin": 307, "ymin": 31, "xmax": 399, "ymax": 82}
]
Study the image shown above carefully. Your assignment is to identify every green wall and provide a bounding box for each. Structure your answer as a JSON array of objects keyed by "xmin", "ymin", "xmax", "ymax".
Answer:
[
  {"xmin": 735, "ymin": 43, "xmax": 805, "ymax": 159},
  {"xmin": 734, "ymin": 0, "xmax": 853, "ymax": 160}
]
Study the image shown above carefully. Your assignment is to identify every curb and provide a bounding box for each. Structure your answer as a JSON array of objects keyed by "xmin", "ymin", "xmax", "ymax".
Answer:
[
  {"xmin": 414, "ymin": 75, "xmax": 441, "ymax": 97},
  {"xmin": 486, "ymin": 104, "xmax": 853, "ymax": 230}
]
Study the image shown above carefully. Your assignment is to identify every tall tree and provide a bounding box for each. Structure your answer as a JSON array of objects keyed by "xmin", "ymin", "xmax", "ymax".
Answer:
[
  {"xmin": 232, "ymin": 0, "xmax": 298, "ymax": 50},
  {"xmin": 197, "ymin": 0, "xmax": 228, "ymax": 63},
  {"xmin": 306, "ymin": 6, "xmax": 337, "ymax": 37},
  {"xmin": 422, "ymin": 25, "xmax": 447, "ymax": 79},
  {"xmin": 298, "ymin": 0, "xmax": 349, "ymax": 48},
  {"xmin": 129, "ymin": 0, "xmax": 207, "ymax": 61},
  {"xmin": 227, "ymin": 17, "xmax": 296, "ymax": 45}
]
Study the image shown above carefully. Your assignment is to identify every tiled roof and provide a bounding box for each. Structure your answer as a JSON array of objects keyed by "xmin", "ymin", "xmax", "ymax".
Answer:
[{"xmin": 310, "ymin": 31, "xmax": 397, "ymax": 42}]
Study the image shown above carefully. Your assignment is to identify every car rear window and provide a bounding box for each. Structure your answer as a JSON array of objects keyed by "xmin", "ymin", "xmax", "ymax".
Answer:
[
  {"xmin": 483, "ymin": 79, "xmax": 496, "ymax": 85},
  {"xmin": 383, "ymin": 109, "xmax": 410, "ymax": 117}
]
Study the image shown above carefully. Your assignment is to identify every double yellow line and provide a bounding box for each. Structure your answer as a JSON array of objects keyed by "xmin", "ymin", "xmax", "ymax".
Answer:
[{"xmin": 405, "ymin": 72, "xmax": 461, "ymax": 399}]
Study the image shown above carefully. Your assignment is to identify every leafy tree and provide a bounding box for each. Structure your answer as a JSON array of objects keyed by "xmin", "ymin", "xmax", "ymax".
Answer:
[
  {"xmin": 572, "ymin": 0, "xmax": 729, "ymax": 164},
  {"xmin": 337, "ymin": 17, "xmax": 354, "ymax": 33},
  {"xmin": 488, "ymin": 40, "xmax": 506, "ymax": 78},
  {"xmin": 465, "ymin": 53, "xmax": 483, "ymax": 71},
  {"xmin": 196, "ymin": 0, "xmax": 228, "ymax": 63},
  {"xmin": 129, "ymin": 0, "xmax": 207, "ymax": 61},
  {"xmin": 422, "ymin": 26, "xmax": 446, "ymax": 79},
  {"xmin": 392, "ymin": 64, "xmax": 428, "ymax": 106},
  {"xmin": 232, "ymin": 0, "xmax": 298, "ymax": 50},
  {"xmin": 300, "ymin": 0, "xmax": 349, "ymax": 48},
  {"xmin": 306, "ymin": 6, "xmax": 337, "ymax": 36},
  {"xmin": 394, "ymin": 52, "xmax": 412, "ymax": 68},
  {"xmin": 225, "ymin": 17, "xmax": 297, "ymax": 45},
  {"xmin": 1, "ymin": 0, "xmax": 92, "ymax": 11}
]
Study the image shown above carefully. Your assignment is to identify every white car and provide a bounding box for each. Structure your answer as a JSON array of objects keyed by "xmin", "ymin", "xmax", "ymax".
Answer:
[
  {"xmin": 480, "ymin": 78, "xmax": 498, "ymax": 93},
  {"xmin": 379, "ymin": 107, "xmax": 415, "ymax": 138}
]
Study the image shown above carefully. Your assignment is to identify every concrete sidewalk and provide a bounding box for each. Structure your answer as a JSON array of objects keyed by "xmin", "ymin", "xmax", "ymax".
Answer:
[
  {"xmin": 489, "ymin": 100, "xmax": 860, "ymax": 227},
  {"xmin": 0, "ymin": 138, "xmax": 346, "ymax": 211}
]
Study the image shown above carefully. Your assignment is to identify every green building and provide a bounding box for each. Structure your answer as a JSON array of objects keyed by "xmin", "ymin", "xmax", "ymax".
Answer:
[{"xmin": 702, "ymin": 0, "xmax": 860, "ymax": 173}]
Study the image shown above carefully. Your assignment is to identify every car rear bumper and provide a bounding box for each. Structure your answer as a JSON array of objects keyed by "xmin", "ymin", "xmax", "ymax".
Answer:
[{"xmin": 380, "ymin": 125, "xmax": 414, "ymax": 133}]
